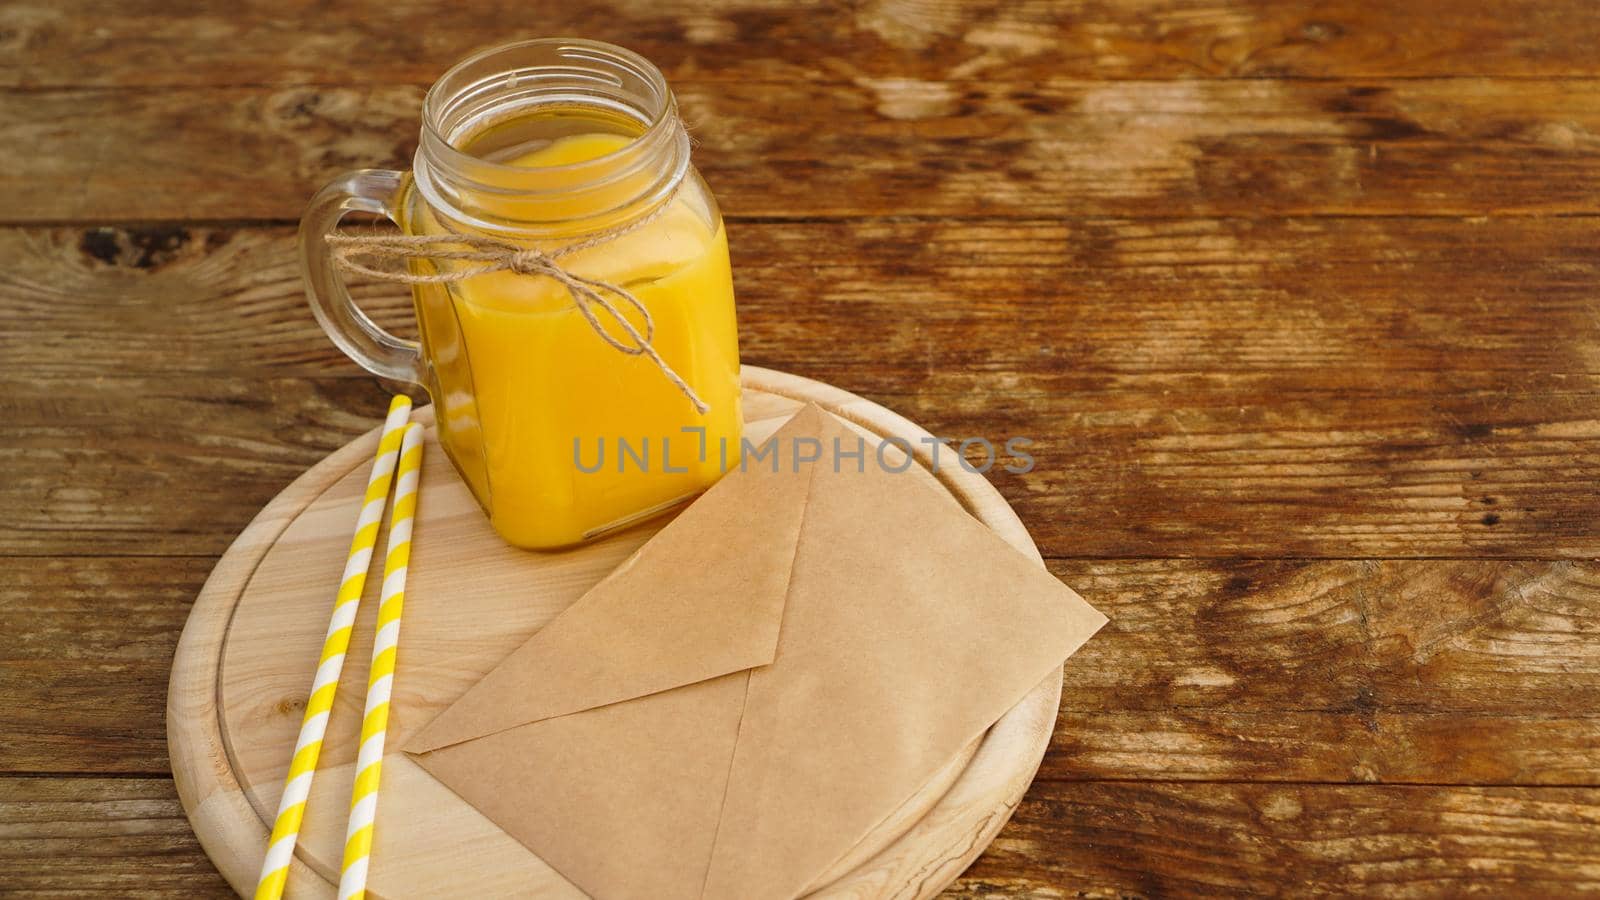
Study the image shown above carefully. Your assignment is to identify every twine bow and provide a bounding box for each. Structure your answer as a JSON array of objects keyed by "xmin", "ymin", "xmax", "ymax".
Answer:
[{"xmin": 326, "ymin": 206, "xmax": 709, "ymax": 414}]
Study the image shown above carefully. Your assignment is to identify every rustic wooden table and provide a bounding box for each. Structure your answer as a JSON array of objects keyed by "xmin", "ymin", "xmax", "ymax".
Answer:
[{"xmin": 4, "ymin": 2, "xmax": 1599, "ymax": 896}]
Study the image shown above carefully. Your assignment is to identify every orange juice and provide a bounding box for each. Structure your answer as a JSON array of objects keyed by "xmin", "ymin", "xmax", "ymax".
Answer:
[{"xmin": 398, "ymin": 125, "xmax": 742, "ymax": 548}]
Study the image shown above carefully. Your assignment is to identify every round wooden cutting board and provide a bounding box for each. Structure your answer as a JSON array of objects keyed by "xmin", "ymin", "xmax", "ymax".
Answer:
[{"xmin": 168, "ymin": 367, "xmax": 1064, "ymax": 899}]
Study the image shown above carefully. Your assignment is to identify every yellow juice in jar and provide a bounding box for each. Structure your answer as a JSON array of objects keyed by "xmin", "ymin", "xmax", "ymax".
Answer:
[{"xmin": 398, "ymin": 110, "xmax": 742, "ymax": 548}]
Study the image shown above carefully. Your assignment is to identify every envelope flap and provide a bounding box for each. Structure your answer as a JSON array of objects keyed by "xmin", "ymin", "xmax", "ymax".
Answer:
[
  {"xmin": 700, "ymin": 410, "xmax": 1108, "ymax": 898},
  {"xmin": 405, "ymin": 411, "xmax": 828, "ymax": 754}
]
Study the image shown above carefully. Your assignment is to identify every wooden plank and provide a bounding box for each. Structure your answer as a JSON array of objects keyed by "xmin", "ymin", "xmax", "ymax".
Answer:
[
  {"xmin": 896, "ymin": 387, "xmax": 1600, "ymax": 560},
  {"xmin": 6, "ymin": 215, "xmax": 1599, "ymax": 382},
  {"xmin": 1042, "ymin": 558, "xmax": 1600, "ymax": 783},
  {"xmin": 1056, "ymin": 558, "xmax": 1600, "ymax": 715},
  {"xmin": 1046, "ymin": 710, "xmax": 1600, "ymax": 785},
  {"xmin": 6, "ymin": 777, "xmax": 1598, "ymax": 897},
  {"xmin": 6, "ymin": 79, "xmax": 1600, "ymax": 221},
  {"xmin": 0, "ymin": 376, "xmax": 385, "ymax": 558},
  {"xmin": 0, "ymin": 777, "xmax": 232, "ymax": 896},
  {"xmin": 9, "ymin": 215, "xmax": 1600, "ymax": 558},
  {"xmin": 5, "ymin": 0, "xmax": 1599, "ymax": 88},
  {"xmin": 0, "ymin": 225, "xmax": 408, "ymax": 377},
  {"xmin": 9, "ymin": 370, "xmax": 1600, "ymax": 558},
  {"xmin": 7, "ymin": 556, "xmax": 1597, "ymax": 782},
  {"xmin": 0, "ymin": 558, "xmax": 211, "ymax": 775},
  {"xmin": 950, "ymin": 782, "xmax": 1600, "ymax": 897}
]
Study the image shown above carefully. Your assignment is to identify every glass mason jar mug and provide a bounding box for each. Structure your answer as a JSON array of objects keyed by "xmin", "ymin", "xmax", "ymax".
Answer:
[{"xmin": 301, "ymin": 39, "xmax": 743, "ymax": 549}]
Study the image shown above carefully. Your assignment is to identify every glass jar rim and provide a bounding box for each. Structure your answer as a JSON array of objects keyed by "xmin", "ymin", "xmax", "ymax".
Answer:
[
  {"xmin": 412, "ymin": 38, "xmax": 691, "ymax": 233},
  {"xmin": 420, "ymin": 38, "xmax": 677, "ymax": 178}
]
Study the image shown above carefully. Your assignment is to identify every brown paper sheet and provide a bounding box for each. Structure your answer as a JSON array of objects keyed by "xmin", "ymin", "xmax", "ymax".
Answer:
[{"xmin": 405, "ymin": 404, "xmax": 1107, "ymax": 899}]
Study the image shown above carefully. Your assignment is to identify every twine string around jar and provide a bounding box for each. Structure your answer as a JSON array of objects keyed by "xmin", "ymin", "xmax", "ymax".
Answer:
[{"xmin": 326, "ymin": 197, "xmax": 710, "ymax": 414}]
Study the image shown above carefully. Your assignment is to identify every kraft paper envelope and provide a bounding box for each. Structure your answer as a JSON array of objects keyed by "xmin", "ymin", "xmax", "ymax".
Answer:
[{"xmin": 405, "ymin": 404, "xmax": 1106, "ymax": 900}]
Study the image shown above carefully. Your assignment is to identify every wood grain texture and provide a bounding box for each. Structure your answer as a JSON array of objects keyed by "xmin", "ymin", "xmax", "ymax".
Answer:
[
  {"xmin": 0, "ymin": 557, "xmax": 210, "ymax": 775},
  {"xmin": 952, "ymin": 782, "xmax": 1600, "ymax": 897},
  {"xmin": 6, "ymin": 216, "xmax": 1600, "ymax": 559},
  {"xmin": 0, "ymin": 778, "xmax": 233, "ymax": 896},
  {"xmin": 8, "ymin": 779, "xmax": 1600, "ymax": 898},
  {"xmin": 5, "ymin": 0, "xmax": 1599, "ymax": 87},
  {"xmin": 10, "ymin": 555, "xmax": 1599, "ymax": 788},
  {"xmin": 9, "ymin": 372, "xmax": 1600, "ymax": 559},
  {"xmin": 8, "ymin": 215, "xmax": 1600, "ymax": 381},
  {"xmin": 6, "ymin": 79, "xmax": 1600, "ymax": 222},
  {"xmin": 0, "ymin": 376, "xmax": 385, "ymax": 557},
  {"xmin": 7, "ymin": 0, "xmax": 1600, "ymax": 894},
  {"xmin": 1044, "ymin": 558, "xmax": 1600, "ymax": 785}
]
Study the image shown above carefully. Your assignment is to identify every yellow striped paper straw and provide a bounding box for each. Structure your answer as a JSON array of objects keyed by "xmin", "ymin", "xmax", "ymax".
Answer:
[
  {"xmin": 255, "ymin": 395, "xmax": 413, "ymax": 900},
  {"xmin": 337, "ymin": 422, "xmax": 423, "ymax": 900}
]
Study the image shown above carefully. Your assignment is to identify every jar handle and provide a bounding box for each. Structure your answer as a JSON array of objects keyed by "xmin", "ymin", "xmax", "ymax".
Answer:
[{"xmin": 299, "ymin": 169, "xmax": 425, "ymax": 385}]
